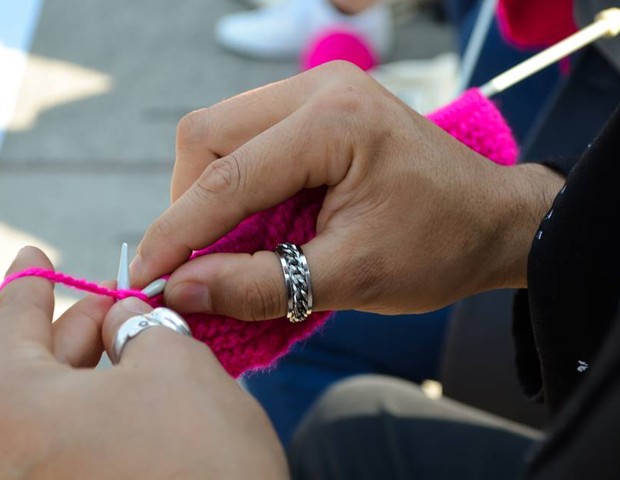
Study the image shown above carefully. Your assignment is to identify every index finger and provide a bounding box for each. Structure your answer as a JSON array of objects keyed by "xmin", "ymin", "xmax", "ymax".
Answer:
[
  {"xmin": 171, "ymin": 70, "xmax": 322, "ymax": 202},
  {"xmin": 131, "ymin": 63, "xmax": 361, "ymax": 287},
  {"xmin": 0, "ymin": 246, "xmax": 55, "ymax": 356}
]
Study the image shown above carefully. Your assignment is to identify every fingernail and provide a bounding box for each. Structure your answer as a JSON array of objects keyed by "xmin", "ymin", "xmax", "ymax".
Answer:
[
  {"xmin": 119, "ymin": 296, "xmax": 152, "ymax": 314},
  {"xmin": 168, "ymin": 282, "xmax": 211, "ymax": 312},
  {"xmin": 129, "ymin": 255, "xmax": 144, "ymax": 283},
  {"xmin": 141, "ymin": 278, "xmax": 167, "ymax": 298}
]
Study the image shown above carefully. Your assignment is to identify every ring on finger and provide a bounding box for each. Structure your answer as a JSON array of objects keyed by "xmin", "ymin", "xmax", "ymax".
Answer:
[
  {"xmin": 110, "ymin": 307, "xmax": 192, "ymax": 364},
  {"xmin": 275, "ymin": 243, "xmax": 313, "ymax": 323}
]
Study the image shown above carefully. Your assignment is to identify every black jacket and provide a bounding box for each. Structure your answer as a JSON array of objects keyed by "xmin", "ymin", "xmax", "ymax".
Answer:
[
  {"xmin": 519, "ymin": 101, "xmax": 620, "ymax": 478},
  {"xmin": 511, "ymin": 2, "xmax": 620, "ymax": 477}
]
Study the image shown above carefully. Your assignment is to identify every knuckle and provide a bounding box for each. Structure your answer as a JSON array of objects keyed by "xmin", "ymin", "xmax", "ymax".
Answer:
[
  {"xmin": 147, "ymin": 215, "xmax": 176, "ymax": 244},
  {"xmin": 317, "ymin": 59, "xmax": 365, "ymax": 81},
  {"xmin": 195, "ymin": 155, "xmax": 242, "ymax": 197},
  {"xmin": 237, "ymin": 273, "xmax": 283, "ymax": 321},
  {"xmin": 311, "ymin": 83, "xmax": 369, "ymax": 129},
  {"xmin": 326, "ymin": 83, "xmax": 365, "ymax": 114},
  {"xmin": 176, "ymin": 108, "xmax": 211, "ymax": 148}
]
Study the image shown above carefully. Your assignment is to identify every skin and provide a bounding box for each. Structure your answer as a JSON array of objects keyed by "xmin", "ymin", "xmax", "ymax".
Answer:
[
  {"xmin": 130, "ymin": 61, "xmax": 564, "ymax": 321},
  {"xmin": 0, "ymin": 247, "xmax": 288, "ymax": 479},
  {"xmin": 0, "ymin": 62, "xmax": 564, "ymax": 476},
  {"xmin": 331, "ymin": 0, "xmax": 378, "ymax": 15}
]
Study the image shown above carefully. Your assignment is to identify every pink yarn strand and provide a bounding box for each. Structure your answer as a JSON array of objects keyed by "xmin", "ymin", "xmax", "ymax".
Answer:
[{"xmin": 0, "ymin": 268, "xmax": 150, "ymax": 303}]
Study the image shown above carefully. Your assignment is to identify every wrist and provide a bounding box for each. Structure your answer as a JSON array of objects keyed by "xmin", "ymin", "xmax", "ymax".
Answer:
[{"xmin": 486, "ymin": 163, "xmax": 565, "ymax": 290}]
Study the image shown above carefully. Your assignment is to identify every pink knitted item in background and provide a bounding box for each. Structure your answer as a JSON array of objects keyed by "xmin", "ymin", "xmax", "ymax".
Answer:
[
  {"xmin": 302, "ymin": 30, "xmax": 377, "ymax": 71},
  {"xmin": 428, "ymin": 88, "xmax": 518, "ymax": 166},
  {"xmin": 497, "ymin": 0, "xmax": 577, "ymax": 49},
  {"xmin": 0, "ymin": 89, "xmax": 517, "ymax": 377}
]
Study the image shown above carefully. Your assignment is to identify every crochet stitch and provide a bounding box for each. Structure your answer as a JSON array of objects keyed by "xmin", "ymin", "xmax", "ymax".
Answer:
[{"xmin": 0, "ymin": 89, "xmax": 518, "ymax": 377}]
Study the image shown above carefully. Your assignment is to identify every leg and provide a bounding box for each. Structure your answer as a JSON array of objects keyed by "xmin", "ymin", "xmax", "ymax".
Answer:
[
  {"xmin": 289, "ymin": 375, "xmax": 541, "ymax": 480},
  {"xmin": 243, "ymin": 308, "xmax": 450, "ymax": 446}
]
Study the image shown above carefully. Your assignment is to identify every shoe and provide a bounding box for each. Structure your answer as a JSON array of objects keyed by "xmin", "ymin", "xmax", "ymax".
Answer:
[{"xmin": 216, "ymin": 0, "xmax": 393, "ymax": 60}]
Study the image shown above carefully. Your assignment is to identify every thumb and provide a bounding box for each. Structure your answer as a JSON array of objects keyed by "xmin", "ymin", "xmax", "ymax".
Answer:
[
  {"xmin": 164, "ymin": 251, "xmax": 287, "ymax": 322},
  {"xmin": 163, "ymin": 237, "xmax": 349, "ymax": 321}
]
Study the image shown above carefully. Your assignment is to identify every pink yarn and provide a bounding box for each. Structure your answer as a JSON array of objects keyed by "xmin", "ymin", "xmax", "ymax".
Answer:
[
  {"xmin": 302, "ymin": 30, "xmax": 377, "ymax": 71},
  {"xmin": 0, "ymin": 268, "xmax": 151, "ymax": 303},
  {"xmin": 0, "ymin": 89, "xmax": 517, "ymax": 377}
]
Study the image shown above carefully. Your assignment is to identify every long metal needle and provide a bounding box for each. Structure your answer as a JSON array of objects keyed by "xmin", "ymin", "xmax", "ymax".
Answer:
[{"xmin": 117, "ymin": 242, "xmax": 130, "ymax": 290}]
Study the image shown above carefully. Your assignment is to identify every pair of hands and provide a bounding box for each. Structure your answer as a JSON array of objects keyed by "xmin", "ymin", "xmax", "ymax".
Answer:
[{"xmin": 0, "ymin": 61, "xmax": 563, "ymax": 477}]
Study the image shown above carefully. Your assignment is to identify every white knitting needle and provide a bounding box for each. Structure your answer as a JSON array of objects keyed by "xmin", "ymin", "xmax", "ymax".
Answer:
[
  {"xmin": 116, "ymin": 242, "xmax": 167, "ymax": 296},
  {"xmin": 116, "ymin": 242, "xmax": 130, "ymax": 290},
  {"xmin": 479, "ymin": 8, "xmax": 620, "ymax": 98}
]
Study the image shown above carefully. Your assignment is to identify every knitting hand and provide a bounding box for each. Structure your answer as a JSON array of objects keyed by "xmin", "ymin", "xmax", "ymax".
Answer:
[
  {"xmin": 132, "ymin": 61, "xmax": 563, "ymax": 319},
  {"xmin": 0, "ymin": 247, "xmax": 288, "ymax": 479}
]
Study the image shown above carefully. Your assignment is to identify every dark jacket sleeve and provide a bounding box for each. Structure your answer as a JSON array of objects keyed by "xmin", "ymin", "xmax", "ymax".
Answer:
[
  {"xmin": 512, "ymin": 33, "xmax": 620, "ymax": 408},
  {"xmin": 513, "ymin": 101, "xmax": 620, "ymax": 413}
]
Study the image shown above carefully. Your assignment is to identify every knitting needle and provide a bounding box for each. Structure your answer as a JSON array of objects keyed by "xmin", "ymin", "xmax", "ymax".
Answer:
[
  {"xmin": 479, "ymin": 8, "xmax": 620, "ymax": 98},
  {"xmin": 117, "ymin": 242, "xmax": 130, "ymax": 290},
  {"xmin": 116, "ymin": 243, "xmax": 167, "ymax": 297}
]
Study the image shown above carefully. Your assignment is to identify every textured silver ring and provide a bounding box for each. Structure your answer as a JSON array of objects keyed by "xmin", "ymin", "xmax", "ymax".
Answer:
[
  {"xmin": 111, "ymin": 307, "xmax": 192, "ymax": 364},
  {"xmin": 275, "ymin": 243, "xmax": 313, "ymax": 323}
]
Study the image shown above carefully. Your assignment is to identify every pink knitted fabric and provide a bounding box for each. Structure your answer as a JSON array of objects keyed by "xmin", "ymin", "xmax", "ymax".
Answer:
[
  {"xmin": 0, "ymin": 89, "xmax": 517, "ymax": 377},
  {"xmin": 428, "ymin": 88, "xmax": 518, "ymax": 166}
]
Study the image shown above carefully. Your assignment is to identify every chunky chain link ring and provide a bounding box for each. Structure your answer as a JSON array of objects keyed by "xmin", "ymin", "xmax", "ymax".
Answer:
[{"xmin": 275, "ymin": 243, "xmax": 313, "ymax": 323}]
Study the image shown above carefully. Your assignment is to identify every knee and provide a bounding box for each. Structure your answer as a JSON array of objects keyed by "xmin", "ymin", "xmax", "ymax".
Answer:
[{"xmin": 288, "ymin": 375, "xmax": 420, "ymax": 478}]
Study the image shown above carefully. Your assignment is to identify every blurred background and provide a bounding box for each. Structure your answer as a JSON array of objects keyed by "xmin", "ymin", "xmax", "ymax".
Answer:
[{"xmin": 0, "ymin": 0, "xmax": 453, "ymax": 317}]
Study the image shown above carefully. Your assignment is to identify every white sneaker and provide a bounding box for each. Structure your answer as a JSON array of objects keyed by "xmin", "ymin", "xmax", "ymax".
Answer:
[{"xmin": 216, "ymin": 0, "xmax": 393, "ymax": 60}]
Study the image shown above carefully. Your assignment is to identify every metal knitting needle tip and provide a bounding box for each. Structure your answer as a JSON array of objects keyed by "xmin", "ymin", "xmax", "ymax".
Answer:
[{"xmin": 117, "ymin": 242, "xmax": 130, "ymax": 290}]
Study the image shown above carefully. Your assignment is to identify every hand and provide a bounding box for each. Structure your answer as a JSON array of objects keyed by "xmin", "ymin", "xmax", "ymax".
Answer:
[
  {"xmin": 0, "ymin": 247, "xmax": 288, "ymax": 479},
  {"xmin": 131, "ymin": 61, "xmax": 564, "ymax": 319}
]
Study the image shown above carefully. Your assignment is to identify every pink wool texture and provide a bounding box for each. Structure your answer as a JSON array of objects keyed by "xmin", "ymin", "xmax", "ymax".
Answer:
[
  {"xmin": 302, "ymin": 30, "xmax": 377, "ymax": 71},
  {"xmin": 0, "ymin": 89, "xmax": 517, "ymax": 377}
]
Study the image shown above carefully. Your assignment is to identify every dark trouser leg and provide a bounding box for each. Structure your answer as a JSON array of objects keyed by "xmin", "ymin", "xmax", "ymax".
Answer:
[{"xmin": 289, "ymin": 375, "xmax": 541, "ymax": 480}]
